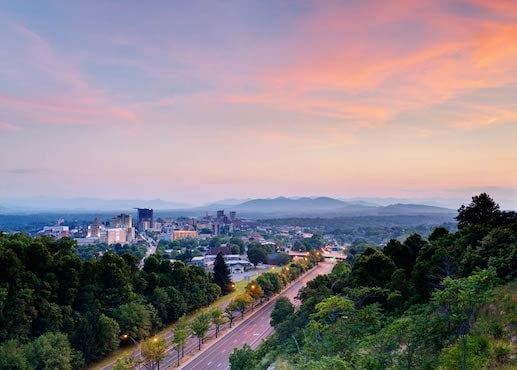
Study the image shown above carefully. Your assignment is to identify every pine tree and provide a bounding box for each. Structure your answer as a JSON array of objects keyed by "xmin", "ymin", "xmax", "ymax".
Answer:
[{"xmin": 212, "ymin": 252, "xmax": 233, "ymax": 294}]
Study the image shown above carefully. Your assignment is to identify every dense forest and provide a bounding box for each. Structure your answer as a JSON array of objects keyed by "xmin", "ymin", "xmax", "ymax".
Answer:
[
  {"xmin": 230, "ymin": 193, "xmax": 517, "ymax": 369},
  {"xmin": 0, "ymin": 235, "xmax": 222, "ymax": 368}
]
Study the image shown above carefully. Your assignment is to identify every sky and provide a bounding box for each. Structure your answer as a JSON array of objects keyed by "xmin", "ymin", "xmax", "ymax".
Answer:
[{"xmin": 0, "ymin": 0, "xmax": 516, "ymax": 207}]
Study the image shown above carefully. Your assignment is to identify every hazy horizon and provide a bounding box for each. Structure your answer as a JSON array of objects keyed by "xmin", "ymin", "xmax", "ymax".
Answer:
[{"xmin": 1, "ymin": 187, "xmax": 516, "ymax": 211}]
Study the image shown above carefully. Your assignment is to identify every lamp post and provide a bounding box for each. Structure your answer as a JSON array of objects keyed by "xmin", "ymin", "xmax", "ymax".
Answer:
[
  {"xmin": 121, "ymin": 333, "xmax": 139, "ymax": 346},
  {"xmin": 250, "ymin": 284, "xmax": 256, "ymax": 311}
]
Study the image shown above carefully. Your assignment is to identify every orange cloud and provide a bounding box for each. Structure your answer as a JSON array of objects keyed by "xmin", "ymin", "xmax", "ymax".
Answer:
[{"xmin": 216, "ymin": 0, "xmax": 517, "ymax": 131}]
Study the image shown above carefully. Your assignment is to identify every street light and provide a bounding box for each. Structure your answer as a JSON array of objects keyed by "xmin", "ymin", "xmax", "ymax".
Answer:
[{"xmin": 121, "ymin": 334, "xmax": 139, "ymax": 346}]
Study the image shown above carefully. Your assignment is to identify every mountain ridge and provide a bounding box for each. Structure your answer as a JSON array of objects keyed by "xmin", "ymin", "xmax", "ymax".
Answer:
[{"xmin": 0, "ymin": 195, "xmax": 456, "ymax": 217}]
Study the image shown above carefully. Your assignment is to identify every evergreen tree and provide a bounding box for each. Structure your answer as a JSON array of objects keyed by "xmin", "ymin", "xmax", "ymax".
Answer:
[
  {"xmin": 456, "ymin": 192, "xmax": 500, "ymax": 229},
  {"xmin": 212, "ymin": 252, "xmax": 233, "ymax": 294}
]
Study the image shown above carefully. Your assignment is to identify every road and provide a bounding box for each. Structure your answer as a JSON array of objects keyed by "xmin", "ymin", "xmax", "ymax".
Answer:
[
  {"xmin": 178, "ymin": 260, "xmax": 335, "ymax": 370},
  {"xmin": 138, "ymin": 232, "xmax": 157, "ymax": 268}
]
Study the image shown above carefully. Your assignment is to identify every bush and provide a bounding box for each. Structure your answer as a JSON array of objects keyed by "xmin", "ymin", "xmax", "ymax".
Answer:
[{"xmin": 439, "ymin": 335, "xmax": 490, "ymax": 370}]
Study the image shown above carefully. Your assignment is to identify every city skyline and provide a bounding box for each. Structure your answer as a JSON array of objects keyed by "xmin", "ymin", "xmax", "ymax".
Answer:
[{"xmin": 0, "ymin": 1, "xmax": 516, "ymax": 204}]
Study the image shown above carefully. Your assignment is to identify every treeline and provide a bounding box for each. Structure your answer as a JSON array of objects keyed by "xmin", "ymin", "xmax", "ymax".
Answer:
[
  {"xmin": 292, "ymin": 234, "xmax": 325, "ymax": 252},
  {"xmin": 0, "ymin": 235, "xmax": 223, "ymax": 368},
  {"xmin": 77, "ymin": 242, "xmax": 147, "ymax": 260},
  {"xmin": 230, "ymin": 193, "xmax": 517, "ymax": 369},
  {"xmin": 156, "ymin": 236, "xmax": 246, "ymax": 261},
  {"xmin": 258, "ymin": 215, "xmax": 456, "ymax": 245}
]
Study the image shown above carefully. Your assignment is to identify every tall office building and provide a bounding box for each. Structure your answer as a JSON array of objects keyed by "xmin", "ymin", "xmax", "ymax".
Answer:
[
  {"xmin": 111, "ymin": 213, "xmax": 132, "ymax": 228},
  {"xmin": 87, "ymin": 217, "xmax": 104, "ymax": 238},
  {"xmin": 136, "ymin": 208, "xmax": 153, "ymax": 230}
]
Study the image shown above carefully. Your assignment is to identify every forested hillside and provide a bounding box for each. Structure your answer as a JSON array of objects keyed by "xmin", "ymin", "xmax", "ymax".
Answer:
[
  {"xmin": 230, "ymin": 193, "xmax": 517, "ymax": 369},
  {"xmin": 0, "ymin": 236, "xmax": 221, "ymax": 368}
]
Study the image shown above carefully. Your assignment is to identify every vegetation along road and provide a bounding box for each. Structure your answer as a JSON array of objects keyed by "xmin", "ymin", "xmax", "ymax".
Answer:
[{"xmin": 178, "ymin": 260, "xmax": 335, "ymax": 370}]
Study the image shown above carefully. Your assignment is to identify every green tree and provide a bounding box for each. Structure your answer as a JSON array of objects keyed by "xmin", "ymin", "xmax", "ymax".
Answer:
[
  {"xmin": 210, "ymin": 307, "xmax": 226, "ymax": 338},
  {"xmin": 149, "ymin": 287, "xmax": 172, "ymax": 324},
  {"xmin": 190, "ymin": 312, "xmax": 211, "ymax": 350},
  {"xmin": 432, "ymin": 268, "xmax": 497, "ymax": 370},
  {"xmin": 171, "ymin": 315, "xmax": 190, "ymax": 365},
  {"xmin": 429, "ymin": 226, "xmax": 450, "ymax": 241},
  {"xmin": 311, "ymin": 296, "xmax": 355, "ymax": 325},
  {"xmin": 163, "ymin": 286, "xmax": 187, "ymax": 321},
  {"xmin": 233, "ymin": 293, "xmax": 253, "ymax": 319},
  {"xmin": 351, "ymin": 248, "xmax": 396, "ymax": 288},
  {"xmin": 247, "ymin": 246, "xmax": 267, "ymax": 266},
  {"xmin": 26, "ymin": 332, "xmax": 83, "ymax": 370},
  {"xmin": 96, "ymin": 252, "xmax": 132, "ymax": 308},
  {"xmin": 113, "ymin": 302, "xmax": 152, "ymax": 340},
  {"xmin": 112, "ymin": 354, "xmax": 138, "ymax": 370},
  {"xmin": 383, "ymin": 239, "xmax": 413, "ymax": 275},
  {"xmin": 300, "ymin": 356, "xmax": 352, "ymax": 370},
  {"xmin": 411, "ymin": 243, "xmax": 453, "ymax": 302},
  {"xmin": 370, "ymin": 307, "xmax": 439, "ymax": 369},
  {"xmin": 230, "ymin": 244, "xmax": 240, "ymax": 254},
  {"xmin": 212, "ymin": 252, "xmax": 234, "ymax": 294},
  {"xmin": 270, "ymin": 297, "xmax": 294, "ymax": 327},
  {"xmin": 229, "ymin": 344, "xmax": 255, "ymax": 370},
  {"xmin": 255, "ymin": 274, "xmax": 274, "ymax": 299},
  {"xmin": 439, "ymin": 335, "xmax": 491, "ymax": 370},
  {"xmin": 96, "ymin": 314, "xmax": 121, "ymax": 357},
  {"xmin": 246, "ymin": 281, "xmax": 264, "ymax": 310},
  {"xmin": 141, "ymin": 337, "xmax": 167, "ymax": 370},
  {"xmin": 456, "ymin": 192, "xmax": 500, "ymax": 229},
  {"xmin": 229, "ymin": 237, "xmax": 245, "ymax": 254},
  {"xmin": 209, "ymin": 237, "xmax": 222, "ymax": 249},
  {"xmin": 403, "ymin": 234, "xmax": 428, "ymax": 262},
  {"xmin": 225, "ymin": 301, "xmax": 238, "ymax": 328},
  {"xmin": 479, "ymin": 227, "xmax": 517, "ymax": 280},
  {"xmin": 0, "ymin": 339, "xmax": 29, "ymax": 369}
]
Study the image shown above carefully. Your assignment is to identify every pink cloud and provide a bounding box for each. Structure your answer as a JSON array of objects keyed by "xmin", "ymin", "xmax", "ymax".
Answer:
[
  {"xmin": 1, "ymin": 21, "xmax": 139, "ymax": 128},
  {"xmin": 0, "ymin": 94, "xmax": 139, "ymax": 127}
]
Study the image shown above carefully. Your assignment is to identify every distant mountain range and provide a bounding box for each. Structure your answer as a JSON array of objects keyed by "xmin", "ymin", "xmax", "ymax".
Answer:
[
  {"xmin": 0, "ymin": 197, "xmax": 191, "ymax": 213},
  {"xmin": 192, "ymin": 196, "xmax": 455, "ymax": 218},
  {"xmin": 0, "ymin": 195, "xmax": 456, "ymax": 218}
]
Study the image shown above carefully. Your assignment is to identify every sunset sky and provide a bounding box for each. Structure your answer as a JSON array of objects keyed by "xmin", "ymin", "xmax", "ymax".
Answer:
[{"xmin": 0, "ymin": 0, "xmax": 516, "ymax": 206}]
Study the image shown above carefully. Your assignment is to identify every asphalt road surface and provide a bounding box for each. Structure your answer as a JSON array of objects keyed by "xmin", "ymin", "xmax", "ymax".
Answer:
[{"xmin": 178, "ymin": 260, "xmax": 335, "ymax": 370}]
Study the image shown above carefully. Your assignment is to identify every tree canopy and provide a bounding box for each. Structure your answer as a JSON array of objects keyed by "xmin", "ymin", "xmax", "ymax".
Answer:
[{"xmin": 0, "ymin": 233, "xmax": 221, "ymax": 365}]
